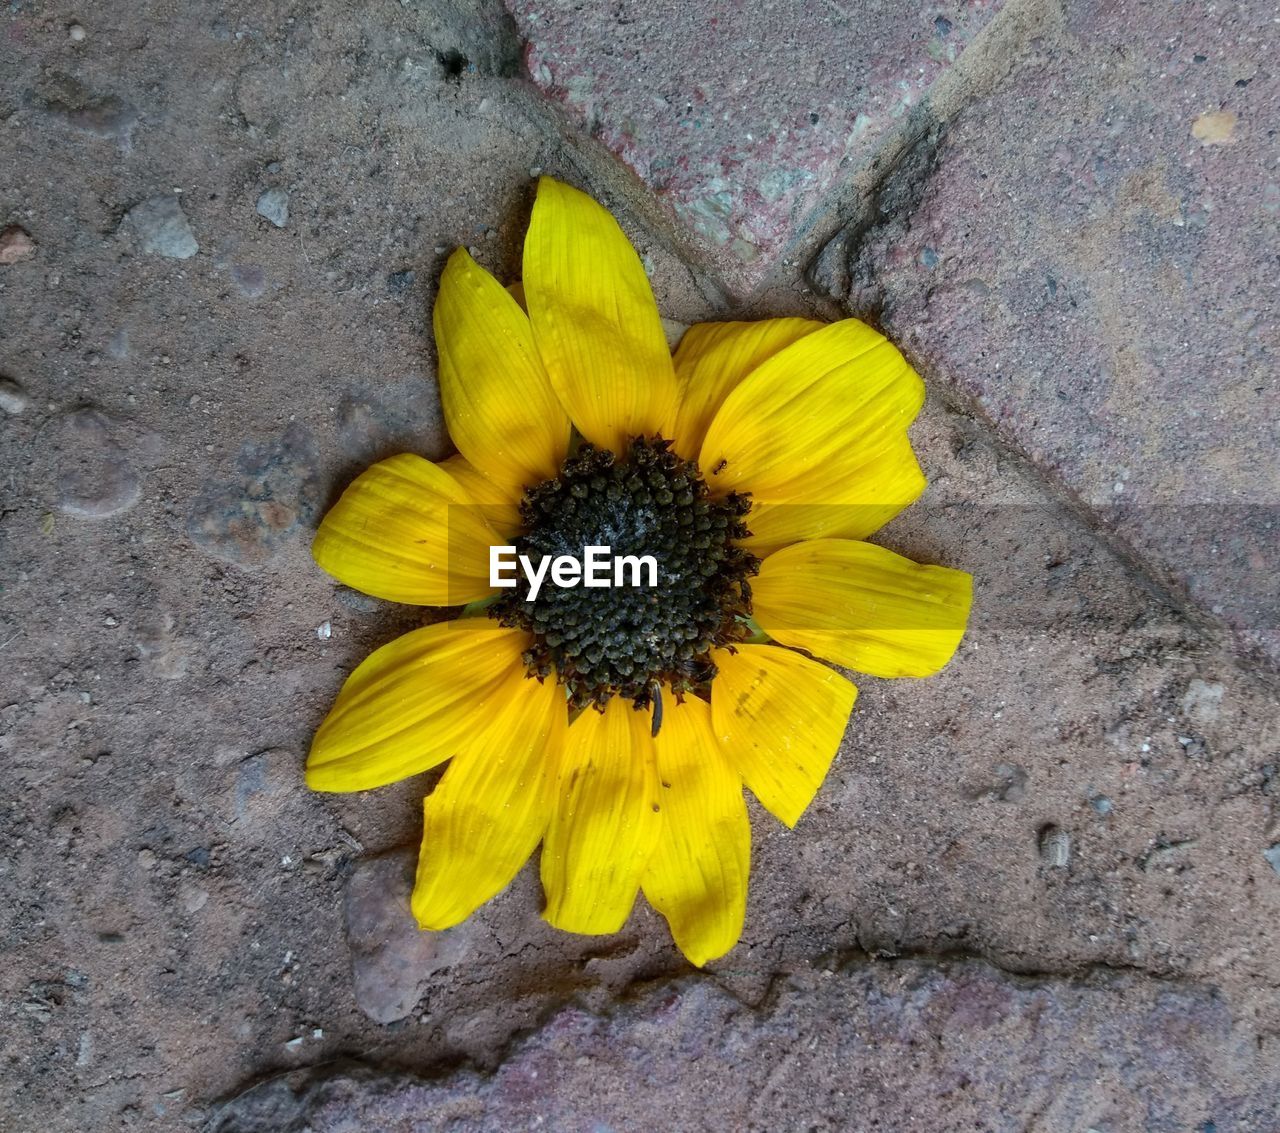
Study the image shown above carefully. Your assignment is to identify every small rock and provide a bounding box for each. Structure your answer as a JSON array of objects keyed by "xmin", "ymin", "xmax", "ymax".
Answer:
[
  {"xmin": 0, "ymin": 376, "xmax": 30, "ymax": 414},
  {"xmin": 125, "ymin": 195, "xmax": 198, "ymax": 259},
  {"xmin": 0, "ymin": 225, "xmax": 36, "ymax": 265},
  {"xmin": 1263, "ymin": 844, "xmax": 1280, "ymax": 878},
  {"xmin": 1088, "ymin": 793, "xmax": 1113, "ymax": 817},
  {"xmin": 186, "ymin": 423, "xmax": 320, "ymax": 566},
  {"xmin": 345, "ymin": 849, "xmax": 475, "ymax": 1024},
  {"xmin": 68, "ymin": 23, "xmax": 86, "ymax": 41},
  {"xmin": 256, "ymin": 188, "xmax": 289, "ymax": 228},
  {"xmin": 1038, "ymin": 824, "xmax": 1071, "ymax": 869},
  {"xmin": 1191, "ymin": 110, "xmax": 1237, "ymax": 145},
  {"xmin": 180, "ymin": 883, "xmax": 210, "ymax": 914},
  {"xmin": 52, "ymin": 408, "xmax": 142, "ymax": 518},
  {"xmin": 386, "ymin": 269, "xmax": 415, "ymax": 297}
]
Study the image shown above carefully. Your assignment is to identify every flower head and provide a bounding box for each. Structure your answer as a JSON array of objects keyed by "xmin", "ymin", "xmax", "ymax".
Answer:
[{"xmin": 306, "ymin": 177, "xmax": 972, "ymax": 966}]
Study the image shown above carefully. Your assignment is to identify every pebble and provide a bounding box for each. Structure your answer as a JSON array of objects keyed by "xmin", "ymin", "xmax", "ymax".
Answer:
[
  {"xmin": 386, "ymin": 269, "xmax": 415, "ymax": 296},
  {"xmin": 180, "ymin": 883, "xmax": 209, "ymax": 914},
  {"xmin": 68, "ymin": 23, "xmax": 86, "ymax": 41},
  {"xmin": 0, "ymin": 225, "xmax": 36, "ymax": 265},
  {"xmin": 1264, "ymin": 844, "xmax": 1280, "ymax": 878},
  {"xmin": 1038, "ymin": 824, "xmax": 1071, "ymax": 868},
  {"xmin": 256, "ymin": 188, "xmax": 289, "ymax": 228},
  {"xmin": 0, "ymin": 376, "xmax": 30, "ymax": 414},
  {"xmin": 53, "ymin": 408, "xmax": 142, "ymax": 518},
  {"xmin": 125, "ymin": 195, "xmax": 198, "ymax": 259},
  {"xmin": 345, "ymin": 850, "xmax": 476, "ymax": 1024},
  {"xmin": 186, "ymin": 423, "xmax": 319, "ymax": 566}
]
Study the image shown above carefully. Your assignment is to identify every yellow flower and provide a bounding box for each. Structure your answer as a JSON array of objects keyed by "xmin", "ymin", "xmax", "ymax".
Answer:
[{"xmin": 306, "ymin": 177, "xmax": 972, "ymax": 966}]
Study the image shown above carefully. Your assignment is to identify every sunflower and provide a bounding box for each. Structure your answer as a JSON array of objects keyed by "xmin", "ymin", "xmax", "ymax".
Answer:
[{"xmin": 306, "ymin": 177, "xmax": 972, "ymax": 966}]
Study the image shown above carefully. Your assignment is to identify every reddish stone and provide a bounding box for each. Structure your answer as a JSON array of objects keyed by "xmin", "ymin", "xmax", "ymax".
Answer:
[
  {"xmin": 507, "ymin": 0, "xmax": 1005, "ymax": 293},
  {"xmin": 0, "ymin": 225, "xmax": 36, "ymax": 265},
  {"xmin": 815, "ymin": 0, "xmax": 1280, "ymax": 663},
  {"xmin": 206, "ymin": 958, "xmax": 1279, "ymax": 1131}
]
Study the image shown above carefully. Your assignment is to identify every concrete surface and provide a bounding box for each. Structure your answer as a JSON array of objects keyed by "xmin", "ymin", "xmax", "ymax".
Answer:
[
  {"xmin": 811, "ymin": 0, "xmax": 1280, "ymax": 667},
  {"xmin": 1, "ymin": 1, "xmax": 1277, "ymax": 1131},
  {"xmin": 506, "ymin": 0, "xmax": 1008, "ymax": 294}
]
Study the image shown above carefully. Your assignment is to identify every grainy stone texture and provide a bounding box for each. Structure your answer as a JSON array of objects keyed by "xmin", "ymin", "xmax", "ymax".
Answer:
[
  {"xmin": 0, "ymin": 3, "xmax": 708, "ymax": 1128},
  {"xmin": 206, "ymin": 957, "xmax": 1280, "ymax": 1132},
  {"xmin": 812, "ymin": 0, "xmax": 1280, "ymax": 666},
  {"xmin": 507, "ymin": 0, "xmax": 1006, "ymax": 293}
]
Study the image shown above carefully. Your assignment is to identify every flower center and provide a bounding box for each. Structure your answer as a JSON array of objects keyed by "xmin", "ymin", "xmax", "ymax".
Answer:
[{"xmin": 489, "ymin": 437, "xmax": 758, "ymax": 714}]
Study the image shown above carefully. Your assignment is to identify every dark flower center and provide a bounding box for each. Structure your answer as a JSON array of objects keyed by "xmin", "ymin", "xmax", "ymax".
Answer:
[{"xmin": 489, "ymin": 437, "xmax": 758, "ymax": 715}]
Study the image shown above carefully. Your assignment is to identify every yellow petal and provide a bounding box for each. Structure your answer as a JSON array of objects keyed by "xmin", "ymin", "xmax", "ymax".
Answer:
[
  {"xmin": 434, "ymin": 248, "xmax": 570, "ymax": 489},
  {"xmin": 541, "ymin": 697, "xmax": 661, "ymax": 934},
  {"xmin": 307, "ymin": 621, "xmax": 529, "ymax": 792},
  {"xmin": 740, "ymin": 431, "xmax": 926, "ymax": 556},
  {"xmin": 672, "ymin": 318, "xmax": 823, "ymax": 461},
  {"xmin": 699, "ymin": 319, "xmax": 924, "ymax": 500},
  {"xmin": 312, "ymin": 453, "xmax": 500, "ymax": 606},
  {"xmin": 437, "ymin": 453, "xmax": 523, "ymax": 539},
  {"xmin": 641, "ymin": 693, "xmax": 749, "ymax": 966},
  {"xmin": 412, "ymin": 669, "xmax": 566, "ymax": 929},
  {"xmin": 752, "ymin": 539, "xmax": 972, "ymax": 678},
  {"xmin": 523, "ymin": 177, "xmax": 678, "ymax": 454},
  {"xmin": 710, "ymin": 645, "xmax": 856, "ymax": 828}
]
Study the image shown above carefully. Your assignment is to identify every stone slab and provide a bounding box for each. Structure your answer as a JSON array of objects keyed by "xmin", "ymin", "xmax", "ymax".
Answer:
[
  {"xmin": 812, "ymin": 0, "xmax": 1280, "ymax": 665},
  {"xmin": 507, "ymin": 0, "xmax": 1006, "ymax": 294},
  {"xmin": 205, "ymin": 956, "xmax": 1280, "ymax": 1132}
]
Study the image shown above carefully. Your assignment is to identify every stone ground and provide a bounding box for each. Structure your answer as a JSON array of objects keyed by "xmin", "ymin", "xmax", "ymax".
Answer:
[{"xmin": 0, "ymin": 1, "xmax": 1277, "ymax": 1131}]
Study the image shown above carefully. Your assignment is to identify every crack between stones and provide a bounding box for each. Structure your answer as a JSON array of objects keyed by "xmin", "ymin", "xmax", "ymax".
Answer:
[{"xmin": 202, "ymin": 938, "xmax": 1234, "ymax": 1130}]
